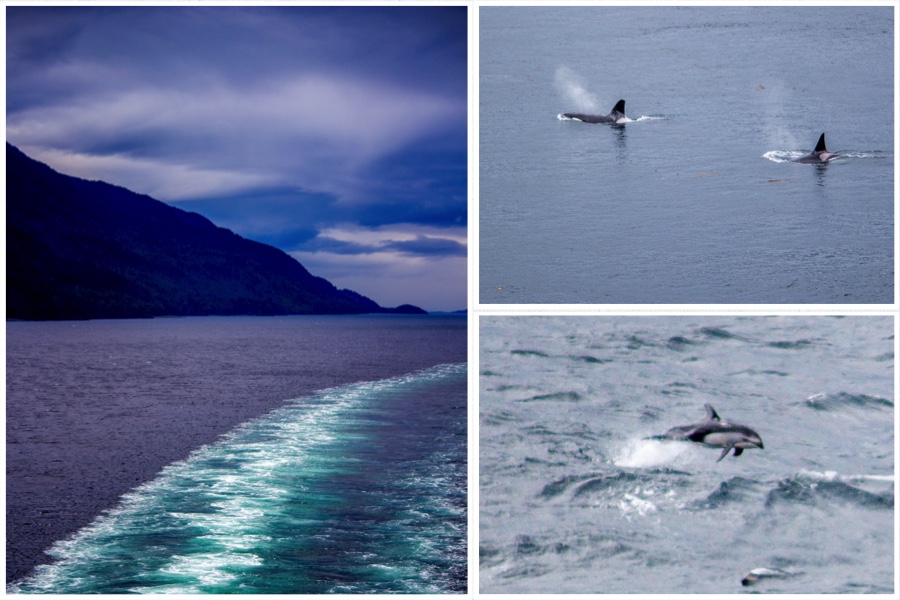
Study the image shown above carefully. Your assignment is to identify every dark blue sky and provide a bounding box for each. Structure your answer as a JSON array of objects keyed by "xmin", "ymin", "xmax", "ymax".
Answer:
[{"xmin": 7, "ymin": 6, "xmax": 468, "ymax": 311}]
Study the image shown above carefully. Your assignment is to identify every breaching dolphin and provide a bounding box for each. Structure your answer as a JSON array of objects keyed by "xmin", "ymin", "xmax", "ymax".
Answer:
[
  {"xmin": 792, "ymin": 132, "xmax": 841, "ymax": 163},
  {"xmin": 649, "ymin": 404, "xmax": 764, "ymax": 462},
  {"xmin": 741, "ymin": 567, "xmax": 800, "ymax": 587},
  {"xmin": 561, "ymin": 99, "xmax": 628, "ymax": 124}
]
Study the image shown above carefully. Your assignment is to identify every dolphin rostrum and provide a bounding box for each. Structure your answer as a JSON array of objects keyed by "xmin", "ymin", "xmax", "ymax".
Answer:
[
  {"xmin": 792, "ymin": 132, "xmax": 841, "ymax": 163},
  {"xmin": 649, "ymin": 404, "xmax": 764, "ymax": 462},
  {"xmin": 561, "ymin": 99, "xmax": 628, "ymax": 124}
]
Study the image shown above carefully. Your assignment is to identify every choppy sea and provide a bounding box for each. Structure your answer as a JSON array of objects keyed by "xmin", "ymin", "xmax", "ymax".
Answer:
[{"xmin": 479, "ymin": 315, "xmax": 895, "ymax": 593}]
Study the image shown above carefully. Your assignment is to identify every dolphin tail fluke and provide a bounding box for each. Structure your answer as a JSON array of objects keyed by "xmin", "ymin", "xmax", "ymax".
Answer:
[
  {"xmin": 815, "ymin": 132, "xmax": 827, "ymax": 152},
  {"xmin": 611, "ymin": 99, "xmax": 625, "ymax": 114},
  {"xmin": 716, "ymin": 446, "xmax": 732, "ymax": 462}
]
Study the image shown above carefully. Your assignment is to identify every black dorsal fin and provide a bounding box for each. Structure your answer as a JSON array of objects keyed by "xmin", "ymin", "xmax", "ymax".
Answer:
[
  {"xmin": 815, "ymin": 132, "xmax": 827, "ymax": 152},
  {"xmin": 704, "ymin": 404, "xmax": 720, "ymax": 421},
  {"xmin": 611, "ymin": 99, "xmax": 625, "ymax": 114}
]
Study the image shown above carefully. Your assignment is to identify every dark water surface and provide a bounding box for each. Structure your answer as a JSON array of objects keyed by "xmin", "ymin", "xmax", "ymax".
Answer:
[
  {"xmin": 7, "ymin": 315, "xmax": 466, "ymax": 592},
  {"xmin": 480, "ymin": 7, "xmax": 894, "ymax": 304}
]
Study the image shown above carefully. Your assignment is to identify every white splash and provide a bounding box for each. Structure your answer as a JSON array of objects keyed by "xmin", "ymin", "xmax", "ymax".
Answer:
[
  {"xmin": 762, "ymin": 150, "xmax": 802, "ymax": 163},
  {"xmin": 619, "ymin": 492, "xmax": 658, "ymax": 517},
  {"xmin": 798, "ymin": 469, "xmax": 839, "ymax": 481},
  {"xmin": 556, "ymin": 114, "xmax": 662, "ymax": 124},
  {"xmin": 612, "ymin": 438, "xmax": 690, "ymax": 468}
]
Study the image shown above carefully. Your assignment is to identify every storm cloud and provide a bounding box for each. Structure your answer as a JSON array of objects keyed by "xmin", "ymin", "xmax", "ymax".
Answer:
[{"xmin": 7, "ymin": 6, "xmax": 467, "ymax": 311}]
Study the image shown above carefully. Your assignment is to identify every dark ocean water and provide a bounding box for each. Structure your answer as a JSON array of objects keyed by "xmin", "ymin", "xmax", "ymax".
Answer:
[
  {"xmin": 479, "ymin": 316, "xmax": 895, "ymax": 593},
  {"xmin": 479, "ymin": 6, "xmax": 894, "ymax": 304},
  {"xmin": 7, "ymin": 315, "xmax": 467, "ymax": 593}
]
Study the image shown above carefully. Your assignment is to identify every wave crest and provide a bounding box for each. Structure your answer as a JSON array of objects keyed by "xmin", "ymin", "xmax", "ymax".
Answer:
[
  {"xmin": 765, "ymin": 472, "xmax": 893, "ymax": 510},
  {"xmin": 802, "ymin": 392, "xmax": 893, "ymax": 412}
]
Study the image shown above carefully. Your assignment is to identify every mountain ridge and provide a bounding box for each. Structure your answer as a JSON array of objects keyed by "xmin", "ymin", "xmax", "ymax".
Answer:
[{"xmin": 6, "ymin": 143, "xmax": 426, "ymax": 320}]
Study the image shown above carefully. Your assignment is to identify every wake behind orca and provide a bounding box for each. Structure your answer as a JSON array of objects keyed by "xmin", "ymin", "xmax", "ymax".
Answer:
[
  {"xmin": 793, "ymin": 132, "xmax": 841, "ymax": 163},
  {"xmin": 648, "ymin": 404, "xmax": 764, "ymax": 462},
  {"xmin": 561, "ymin": 99, "xmax": 628, "ymax": 124}
]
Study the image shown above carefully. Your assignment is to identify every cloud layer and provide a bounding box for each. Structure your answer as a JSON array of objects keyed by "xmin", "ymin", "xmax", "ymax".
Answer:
[{"xmin": 7, "ymin": 6, "xmax": 467, "ymax": 311}]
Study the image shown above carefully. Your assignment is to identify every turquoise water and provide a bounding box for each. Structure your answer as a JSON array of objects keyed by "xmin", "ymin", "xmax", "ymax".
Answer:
[{"xmin": 11, "ymin": 364, "xmax": 467, "ymax": 594}]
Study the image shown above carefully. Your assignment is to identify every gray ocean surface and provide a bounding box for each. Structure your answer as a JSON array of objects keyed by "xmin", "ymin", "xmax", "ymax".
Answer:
[
  {"xmin": 479, "ymin": 316, "xmax": 895, "ymax": 593},
  {"xmin": 479, "ymin": 7, "xmax": 894, "ymax": 304}
]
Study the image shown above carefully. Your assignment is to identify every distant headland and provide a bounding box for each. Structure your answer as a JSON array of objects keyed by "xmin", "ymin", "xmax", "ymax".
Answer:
[{"xmin": 6, "ymin": 144, "xmax": 428, "ymax": 320}]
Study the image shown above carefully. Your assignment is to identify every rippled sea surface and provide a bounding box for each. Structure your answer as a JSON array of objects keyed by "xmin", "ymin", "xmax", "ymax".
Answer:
[
  {"xmin": 479, "ymin": 6, "xmax": 894, "ymax": 303},
  {"xmin": 8, "ymin": 315, "xmax": 466, "ymax": 593},
  {"xmin": 480, "ymin": 315, "xmax": 895, "ymax": 593}
]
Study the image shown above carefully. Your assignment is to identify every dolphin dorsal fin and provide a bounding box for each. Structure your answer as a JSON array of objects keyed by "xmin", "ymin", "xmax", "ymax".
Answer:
[
  {"xmin": 815, "ymin": 133, "xmax": 827, "ymax": 152},
  {"xmin": 611, "ymin": 99, "xmax": 625, "ymax": 114},
  {"xmin": 704, "ymin": 404, "xmax": 721, "ymax": 421}
]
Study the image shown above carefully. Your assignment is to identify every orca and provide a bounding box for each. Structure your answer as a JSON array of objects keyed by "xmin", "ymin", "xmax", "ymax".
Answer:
[
  {"xmin": 561, "ymin": 99, "xmax": 628, "ymax": 124},
  {"xmin": 793, "ymin": 132, "xmax": 841, "ymax": 163},
  {"xmin": 649, "ymin": 404, "xmax": 764, "ymax": 462}
]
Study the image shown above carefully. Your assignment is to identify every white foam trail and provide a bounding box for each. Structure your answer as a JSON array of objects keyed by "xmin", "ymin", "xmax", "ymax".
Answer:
[
  {"xmin": 11, "ymin": 364, "xmax": 466, "ymax": 594},
  {"xmin": 839, "ymin": 151, "xmax": 881, "ymax": 159},
  {"xmin": 554, "ymin": 66, "xmax": 598, "ymax": 113}
]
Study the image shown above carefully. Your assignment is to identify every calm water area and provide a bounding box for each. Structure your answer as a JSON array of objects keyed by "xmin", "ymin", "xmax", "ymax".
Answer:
[{"xmin": 480, "ymin": 6, "xmax": 894, "ymax": 303}]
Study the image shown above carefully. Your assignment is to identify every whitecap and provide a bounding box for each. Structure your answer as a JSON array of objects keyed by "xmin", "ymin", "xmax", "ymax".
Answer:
[{"xmin": 619, "ymin": 492, "xmax": 658, "ymax": 517}]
